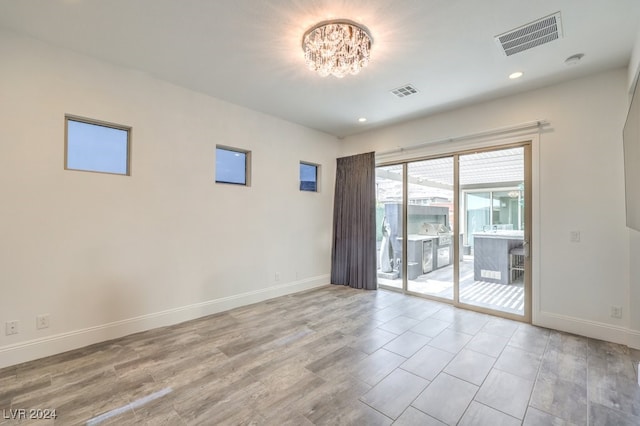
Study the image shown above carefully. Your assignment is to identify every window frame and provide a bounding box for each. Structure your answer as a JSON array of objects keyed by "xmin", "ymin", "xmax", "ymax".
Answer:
[
  {"xmin": 64, "ymin": 114, "xmax": 132, "ymax": 176},
  {"xmin": 299, "ymin": 161, "xmax": 320, "ymax": 192},
  {"xmin": 215, "ymin": 145, "xmax": 251, "ymax": 186}
]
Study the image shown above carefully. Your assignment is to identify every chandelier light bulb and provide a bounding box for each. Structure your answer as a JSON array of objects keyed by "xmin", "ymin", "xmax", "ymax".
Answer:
[{"xmin": 302, "ymin": 19, "xmax": 373, "ymax": 78}]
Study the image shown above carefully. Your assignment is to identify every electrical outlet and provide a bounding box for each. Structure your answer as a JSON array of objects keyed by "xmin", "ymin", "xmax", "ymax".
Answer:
[
  {"xmin": 570, "ymin": 231, "xmax": 581, "ymax": 243},
  {"xmin": 275, "ymin": 272, "xmax": 280, "ymax": 282},
  {"xmin": 36, "ymin": 314, "xmax": 50, "ymax": 330},
  {"xmin": 611, "ymin": 305, "xmax": 623, "ymax": 319},
  {"xmin": 5, "ymin": 320, "xmax": 19, "ymax": 335}
]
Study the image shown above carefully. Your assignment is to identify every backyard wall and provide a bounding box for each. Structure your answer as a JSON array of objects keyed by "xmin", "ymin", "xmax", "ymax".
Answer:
[
  {"xmin": 341, "ymin": 67, "xmax": 636, "ymax": 347},
  {"xmin": 0, "ymin": 29, "xmax": 339, "ymax": 368}
]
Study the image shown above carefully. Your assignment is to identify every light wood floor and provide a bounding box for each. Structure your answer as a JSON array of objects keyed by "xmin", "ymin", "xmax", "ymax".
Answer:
[{"xmin": 1, "ymin": 286, "xmax": 639, "ymax": 425}]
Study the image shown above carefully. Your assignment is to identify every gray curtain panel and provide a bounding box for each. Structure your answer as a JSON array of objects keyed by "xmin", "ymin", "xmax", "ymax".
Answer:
[{"xmin": 331, "ymin": 152, "xmax": 377, "ymax": 290}]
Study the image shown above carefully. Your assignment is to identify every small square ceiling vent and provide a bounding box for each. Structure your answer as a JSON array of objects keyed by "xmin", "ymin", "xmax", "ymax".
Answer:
[
  {"xmin": 495, "ymin": 12, "xmax": 563, "ymax": 56},
  {"xmin": 391, "ymin": 84, "xmax": 418, "ymax": 98}
]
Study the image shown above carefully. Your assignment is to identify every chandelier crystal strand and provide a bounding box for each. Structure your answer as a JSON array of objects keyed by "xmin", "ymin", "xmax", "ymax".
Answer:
[{"xmin": 302, "ymin": 20, "xmax": 373, "ymax": 78}]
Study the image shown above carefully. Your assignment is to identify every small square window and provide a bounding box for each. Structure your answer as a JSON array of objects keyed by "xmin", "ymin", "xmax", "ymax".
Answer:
[
  {"xmin": 65, "ymin": 115, "xmax": 130, "ymax": 175},
  {"xmin": 216, "ymin": 146, "xmax": 250, "ymax": 185},
  {"xmin": 300, "ymin": 162, "xmax": 319, "ymax": 192}
]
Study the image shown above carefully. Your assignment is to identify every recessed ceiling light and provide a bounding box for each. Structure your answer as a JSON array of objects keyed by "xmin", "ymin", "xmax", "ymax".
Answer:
[
  {"xmin": 509, "ymin": 71, "xmax": 524, "ymax": 79},
  {"xmin": 358, "ymin": 117, "xmax": 367, "ymax": 122},
  {"xmin": 565, "ymin": 53, "xmax": 584, "ymax": 66}
]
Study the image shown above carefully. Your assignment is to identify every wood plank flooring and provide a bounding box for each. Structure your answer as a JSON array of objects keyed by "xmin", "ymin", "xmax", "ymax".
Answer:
[{"xmin": 1, "ymin": 285, "xmax": 639, "ymax": 425}]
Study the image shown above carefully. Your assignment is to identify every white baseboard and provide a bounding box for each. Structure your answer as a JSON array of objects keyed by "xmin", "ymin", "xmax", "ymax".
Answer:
[
  {"xmin": 627, "ymin": 328, "xmax": 640, "ymax": 350},
  {"xmin": 534, "ymin": 310, "xmax": 640, "ymax": 348},
  {"xmin": 0, "ymin": 275, "xmax": 329, "ymax": 369}
]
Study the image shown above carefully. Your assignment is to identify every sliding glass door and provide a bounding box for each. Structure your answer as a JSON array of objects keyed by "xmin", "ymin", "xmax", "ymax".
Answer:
[
  {"xmin": 375, "ymin": 164, "xmax": 404, "ymax": 290},
  {"xmin": 375, "ymin": 143, "xmax": 531, "ymax": 321},
  {"xmin": 458, "ymin": 147, "xmax": 529, "ymax": 318},
  {"xmin": 406, "ymin": 158, "xmax": 454, "ymax": 301}
]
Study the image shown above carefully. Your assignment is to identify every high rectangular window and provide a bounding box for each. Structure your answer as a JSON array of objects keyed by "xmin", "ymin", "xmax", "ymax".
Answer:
[
  {"xmin": 64, "ymin": 115, "xmax": 131, "ymax": 175},
  {"xmin": 216, "ymin": 146, "xmax": 250, "ymax": 185},
  {"xmin": 300, "ymin": 162, "xmax": 319, "ymax": 192},
  {"xmin": 65, "ymin": 115, "xmax": 130, "ymax": 175}
]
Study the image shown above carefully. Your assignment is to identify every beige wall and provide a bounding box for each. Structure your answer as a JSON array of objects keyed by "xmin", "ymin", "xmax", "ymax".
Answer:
[
  {"xmin": 629, "ymin": 27, "xmax": 640, "ymax": 91},
  {"xmin": 628, "ymin": 28, "xmax": 640, "ymax": 347},
  {"xmin": 2, "ymin": 25, "xmax": 638, "ymax": 369},
  {"xmin": 342, "ymin": 68, "xmax": 636, "ymax": 347},
  {"xmin": 0, "ymin": 30, "xmax": 339, "ymax": 368}
]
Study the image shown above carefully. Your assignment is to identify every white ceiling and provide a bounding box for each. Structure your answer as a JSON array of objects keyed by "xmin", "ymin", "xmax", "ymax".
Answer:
[{"xmin": 1, "ymin": 0, "xmax": 639, "ymax": 137}]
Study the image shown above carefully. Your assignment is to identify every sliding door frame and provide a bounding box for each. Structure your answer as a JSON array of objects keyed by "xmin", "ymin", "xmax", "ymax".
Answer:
[
  {"xmin": 454, "ymin": 142, "xmax": 532, "ymax": 323},
  {"xmin": 376, "ymin": 140, "xmax": 532, "ymax": 323}
]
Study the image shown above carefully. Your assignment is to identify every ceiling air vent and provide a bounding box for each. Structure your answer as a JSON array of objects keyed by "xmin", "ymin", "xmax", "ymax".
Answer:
[
  {"xmin": 495, "ymin": 12, "xmax": 563, "ymax": 56},
  {"xmin": 391, "ymin": 84, "xmax": 418, "ymax": 98}
]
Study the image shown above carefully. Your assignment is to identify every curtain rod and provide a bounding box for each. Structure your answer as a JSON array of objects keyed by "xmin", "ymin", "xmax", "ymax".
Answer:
[{"xmin": 376, "ymin": 120, "xmax": 548, "ymax": 157}]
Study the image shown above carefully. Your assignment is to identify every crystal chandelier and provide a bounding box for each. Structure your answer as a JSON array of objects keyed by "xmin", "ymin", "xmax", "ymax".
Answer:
[{"xmin": 302, "ymin": 19, "xmax": 373, "ymax": 78}]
